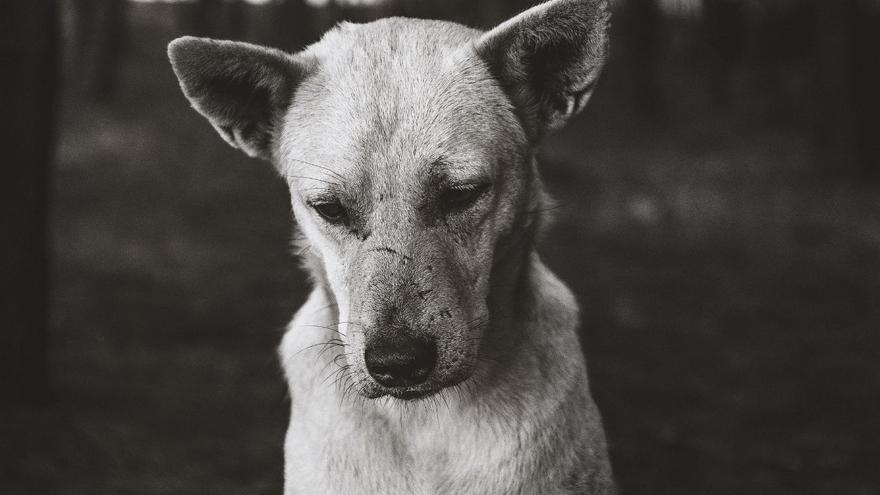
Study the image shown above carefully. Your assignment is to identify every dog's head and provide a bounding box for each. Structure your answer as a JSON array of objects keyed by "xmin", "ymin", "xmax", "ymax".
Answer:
[{"xmin": 169, "ymin": 0, "xmax": 609, "ymax": 400}]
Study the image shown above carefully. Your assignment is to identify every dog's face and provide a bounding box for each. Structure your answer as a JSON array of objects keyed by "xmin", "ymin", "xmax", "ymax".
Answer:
[
  {"xmin": 280, "ymin": 20, "xmax": 536, "ymax": 400},
  {"xmin": 169, "ymin": 0, "xmax": 609, "ymax": 399}
]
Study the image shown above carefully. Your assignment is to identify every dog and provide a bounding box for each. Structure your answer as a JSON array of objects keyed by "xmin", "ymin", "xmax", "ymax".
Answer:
[{"xmin": 168, "ymin": 0, "xmax": 613, "ymax": 493}]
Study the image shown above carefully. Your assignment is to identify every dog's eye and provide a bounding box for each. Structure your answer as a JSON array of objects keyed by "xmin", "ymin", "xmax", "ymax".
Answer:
[
  {"xmin": 310, "ymin": 200, "xmax": 348, "ymax": 224},
  {"xmin": 441, "ymin": 183, "xmax": 490, "ymax": 210}
]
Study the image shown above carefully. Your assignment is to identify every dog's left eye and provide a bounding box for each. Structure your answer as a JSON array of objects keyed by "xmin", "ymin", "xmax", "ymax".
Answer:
[
  {"xmin": 440, "ymin": 183, "xmax": 490, "ymax": 210},
  {"xmin": 310, "ymin": 200, "xmax": 348, "ymax": 224}
]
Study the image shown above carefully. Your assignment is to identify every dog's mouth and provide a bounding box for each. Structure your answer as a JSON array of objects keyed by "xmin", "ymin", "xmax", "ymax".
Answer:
[
  {"xmin": 366, "ymin": 372, "xmax": 473, "ymax": 401},
  {"xmin": 387, "ymin": 387, "xmax": 440, "ymax": 401},
  {"xmin": 364, "ymin": 383, "xmax": 441, "ymax": 401}
]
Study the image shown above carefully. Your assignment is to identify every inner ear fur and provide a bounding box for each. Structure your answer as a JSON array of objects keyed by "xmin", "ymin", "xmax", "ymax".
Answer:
[
  {"xmin": 475, "ymin": 0, "xmax": 610, "ymax": 141},
  {"xmin": 168, "ymin": 36, "xmax": 310, "ymax": 161}
]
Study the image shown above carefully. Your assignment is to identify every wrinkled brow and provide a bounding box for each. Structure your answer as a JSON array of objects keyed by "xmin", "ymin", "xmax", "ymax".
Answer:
[
  {"xmin": 281, "ymin": 156, "xmax": 354, "ymax": 197},
  {"xmin": 427, "ymin": 156, "xmax": 493, "ymax": 187}
]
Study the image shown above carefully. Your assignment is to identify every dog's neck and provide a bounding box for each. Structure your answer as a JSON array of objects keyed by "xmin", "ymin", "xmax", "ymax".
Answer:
[{"xmin": 468, "ymin": 248, "xmax": 580, "ymax": 406}]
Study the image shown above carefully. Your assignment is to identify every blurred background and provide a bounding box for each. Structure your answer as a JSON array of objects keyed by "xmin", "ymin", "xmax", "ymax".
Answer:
[{"xmin": 2, "ymin": 0, "xmax": 879, "ymax": 493}]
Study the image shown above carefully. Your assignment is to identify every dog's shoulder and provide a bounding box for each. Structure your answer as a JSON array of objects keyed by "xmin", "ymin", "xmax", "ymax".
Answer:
[
  {"xmin": 527, "ymin": 255, "xmax": 580, "ymax": 332},
  {"xmin": 279, "ymin": 288, "xmax": 335, "ymax": 384}
]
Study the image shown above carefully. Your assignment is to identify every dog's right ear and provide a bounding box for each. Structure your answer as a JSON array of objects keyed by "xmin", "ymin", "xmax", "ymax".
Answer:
[{"xmin": 168, "ymin": 37, "xmax": 311, "ymax": 161}]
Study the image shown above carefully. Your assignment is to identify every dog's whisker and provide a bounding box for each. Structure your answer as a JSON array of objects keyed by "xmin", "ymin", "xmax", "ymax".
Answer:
[
  {"xmin": 286, "ymin": 156, "xmax": 344, "ymax": 176},
  {"xmin": 318, "ymin": 348, "xmax": 345, "ymax": 377},
  {"xmin": 332, "ymin": 368, "xmax": 352, "ymax": 390},
  {"xmin": 300, "ymin": 321, "xmax": 365, "ymax": 338},
  {"xmin": 317, "ymin": 342, "xmax": 346, "ymax": 359},
  {"xmin": 310, "ymin": 302, "xmax": 339, "ymax": 314},
  {"xmin": 289, "ymin": 158, "xmax": 348, "ymax": 183},
  {"xmin": 282, "ymin": 174, "xmax": 342, "ymax": 187},
  {"xmin": 438, "ymin": 390, "xmax": 451, "ymax": 415},
  {"xmin": 341, "ymin": 374, "xmax": 365, "ymax": 407},
  {"xmin": 296, "ymin": 339, "xmax": 344, "ymax": 356},
  {"xmin": 330, "ymin": 364, "xmax": 352, "ymax": 388},
  {"xmin": 300, "ymin": 323, "xmax": 345, "ymax": 335},
  {"xmin": 321, "ymin": 355, "xmax": 351, "ymax": 387}
]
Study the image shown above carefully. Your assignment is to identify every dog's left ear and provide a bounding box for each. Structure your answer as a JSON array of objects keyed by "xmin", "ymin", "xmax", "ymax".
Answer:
[
  {"xmin": 168, "ymin": 36, "xmax": 311, "ymax": 161},
  {"xmin": 475, "ymin": 0, "xmax": 610, "ymax": 141}
]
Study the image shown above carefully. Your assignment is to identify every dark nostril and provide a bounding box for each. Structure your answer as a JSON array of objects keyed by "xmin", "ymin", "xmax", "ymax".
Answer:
[{"xmin": 365, "ymin": 335, "xmax": 436, "ymax": 388}]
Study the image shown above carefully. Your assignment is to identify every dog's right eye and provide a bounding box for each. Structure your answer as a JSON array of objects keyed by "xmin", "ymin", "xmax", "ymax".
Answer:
[
  {"xmin": 440, "ymin": 183, "xmax": 490, "ymax": 211},
  {"xmin": 310, "ymin": 200, "xmax": 348, "ymax": 225}
]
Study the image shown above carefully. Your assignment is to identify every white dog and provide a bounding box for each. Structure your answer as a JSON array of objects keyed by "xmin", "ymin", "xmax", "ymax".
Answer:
[{"xmin": 169, "ymin": 1, "xmax": 614, "ymax": 493}]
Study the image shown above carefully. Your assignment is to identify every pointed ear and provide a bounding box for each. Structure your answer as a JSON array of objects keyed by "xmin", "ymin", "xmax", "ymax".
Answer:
[
  {"xmin": 475, "ymin": 0, "xmax": 610, "ymax": 141},
  {"xmin": 168, "ymin": 36, "xmax": 310, "ymax": 161}
]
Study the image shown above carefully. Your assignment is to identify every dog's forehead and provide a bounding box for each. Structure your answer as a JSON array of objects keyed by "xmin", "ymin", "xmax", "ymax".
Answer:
[{"xmin": 279, "ymin": 18, "xmax": 522, "ymax": 185}]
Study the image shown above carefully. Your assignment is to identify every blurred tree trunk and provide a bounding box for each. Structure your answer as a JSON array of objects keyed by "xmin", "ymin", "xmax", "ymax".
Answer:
[
  {"xmin": 178, "ymin": 0, "xmax": 247, "ymax": 39},
  {"xmin": 178, "ymin": 0, "xmax": 220, "ymax": 37},
  {"xmin": 703, "ymin": 0, "xmax": 746, "ymax": 108},
  {"xmin": 811, "ymin": 0, "xmax": 857, "ymax": 177},
  {"xmin": 853, "ymin": 2, "xmax": 880, "ymax": 179},
  {"xmin": 225, "ymin": 0, "xmax": 247, "ymax": 40},
  {"xmin": 631, "ymin": 0, "xmax": 663, "ymax": 117},
  {"xmin": 73, "ymin": 0, "xmax": 127, "ymax": 100},
  {"xmin": 0, "ymin": 0, "xmax": 57, "ymax": 406},
  {"xmin": 263, "ymin": 0, "xmax": 314, "ymax": 51}
]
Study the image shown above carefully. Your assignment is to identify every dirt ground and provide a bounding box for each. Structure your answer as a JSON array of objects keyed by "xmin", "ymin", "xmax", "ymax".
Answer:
[{"xmin": 6, "ymin": 3, "xmax": 879, "ymax": 494}]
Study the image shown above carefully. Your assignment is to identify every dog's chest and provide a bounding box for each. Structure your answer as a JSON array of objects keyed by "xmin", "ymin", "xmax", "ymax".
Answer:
[
  {"xmin": 278, "ymin": 281, "xmax": 596, "ymax": 494},
  {"xmin": 285, "ymin": 397, "xmax": 532, "ymax": 495}
]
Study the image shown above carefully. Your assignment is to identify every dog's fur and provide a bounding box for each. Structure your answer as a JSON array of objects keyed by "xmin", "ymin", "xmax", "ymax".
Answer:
[{"xmin": 168, "ymin": 1, "xmax": 614, "ymax": 493}]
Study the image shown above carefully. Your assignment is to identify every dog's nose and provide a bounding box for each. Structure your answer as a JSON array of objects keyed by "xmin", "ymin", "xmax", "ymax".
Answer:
[{"xmin": 364, "ymin": 334, "xmax": 436, "ymax": 388}]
